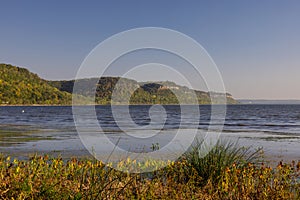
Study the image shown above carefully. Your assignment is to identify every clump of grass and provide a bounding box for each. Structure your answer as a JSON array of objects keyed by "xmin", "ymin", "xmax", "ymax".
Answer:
[{"xmin": 181, "ymin": 139, "xmax": 263, "ymax": 185}]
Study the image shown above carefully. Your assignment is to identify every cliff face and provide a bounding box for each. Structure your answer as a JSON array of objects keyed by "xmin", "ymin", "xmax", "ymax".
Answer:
[
  {"xmin": 0, "ymin": 64, "xmax": 238, "ymax": 105},
  {"xmin": 49, "ymin": 78, "xmax": 237, "ymax": 105}
]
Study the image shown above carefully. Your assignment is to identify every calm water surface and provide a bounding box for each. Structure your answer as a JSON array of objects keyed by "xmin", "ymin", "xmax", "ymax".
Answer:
[{"xmin": 0, "ymin": 105, "xmax": 300, "ymax": 159}]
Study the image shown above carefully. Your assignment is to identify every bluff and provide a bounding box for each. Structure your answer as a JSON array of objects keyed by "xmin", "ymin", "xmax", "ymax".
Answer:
[
  {"xmin": 49, "ymin": 78, "xmax": 237, "ymax": 105},
  {"xmin": 0, "ymin": 64, "xmax": 71, "ymax": 104},
  {"xmin": 0, "ymin": 64, "xmax": 237, "ymax": 105}
]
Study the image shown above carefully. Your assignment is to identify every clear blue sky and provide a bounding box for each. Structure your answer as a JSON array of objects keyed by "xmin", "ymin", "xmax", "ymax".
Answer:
[{"xmin": 1, "ymin": 0, "xmax": 300, "ymax": 100}]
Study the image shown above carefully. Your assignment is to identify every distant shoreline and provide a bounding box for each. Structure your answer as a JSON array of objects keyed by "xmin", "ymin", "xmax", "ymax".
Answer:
[
  {"xmin": 238, "ymin": 99, "xmax": 300, "ymax": 104},
  {"xmin": 4, "ymin": 101, "xmax": 300, "ymax": 106},
  {"xmin": 3, "ymin": 103, "xmax": 300, "ymax": 107}
]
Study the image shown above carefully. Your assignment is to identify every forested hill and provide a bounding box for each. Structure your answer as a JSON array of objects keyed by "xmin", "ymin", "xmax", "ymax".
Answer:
[
  {"xmin": 0, "ymin": 64, "xmax": 237, "ymax": 105},
  {"xmin": 0, "ymin": 64, "xmax": 72, "ymax": 104},
  {"xmin": 49, "ymin": 78, "xmax": 237, "ymax": 104}
]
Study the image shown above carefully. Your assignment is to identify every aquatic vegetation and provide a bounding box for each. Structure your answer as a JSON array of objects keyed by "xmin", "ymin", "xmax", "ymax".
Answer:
[{"xmin": 0, "ymin": 151, "xmax": 299, "ymax": 199}]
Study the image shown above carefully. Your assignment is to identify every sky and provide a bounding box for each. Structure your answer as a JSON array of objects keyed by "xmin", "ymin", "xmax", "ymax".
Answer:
[{"xmin": 1, "ymin": 0, "xmax": 300, "ymax": 100}]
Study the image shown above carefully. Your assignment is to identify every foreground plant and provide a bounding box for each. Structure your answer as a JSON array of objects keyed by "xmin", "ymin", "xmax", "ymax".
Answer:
[
  {"xmin": 0, "ymin": 155, "xmax": 207, "ymax": 199},
  {"xmin": 0, "ymin": 145, "xmax": 299, "ymax": 199},
  {"xmin": 181, "ymin": 140, "xmax": 263, "ymax": 186},
  {"xmin": 217, "ymin": 161, "xmax": 300, "ymax": 199}
]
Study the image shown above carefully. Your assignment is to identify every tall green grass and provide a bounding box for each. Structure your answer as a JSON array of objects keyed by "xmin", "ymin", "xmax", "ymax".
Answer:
[{"xmin": 181, "ymin": 139, "xmax": 263, "ymax": 185}]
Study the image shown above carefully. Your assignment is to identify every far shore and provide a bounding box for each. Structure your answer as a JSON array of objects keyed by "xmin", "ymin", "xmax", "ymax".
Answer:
[{"xmin": 0, "ymin": 103, "xmax": 228, "ymax": 106}]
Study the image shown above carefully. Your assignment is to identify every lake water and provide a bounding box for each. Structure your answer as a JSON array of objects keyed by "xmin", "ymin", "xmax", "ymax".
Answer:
[{"xmin": 0, "ymin": 105, "xmax": 300, "ymax": 161}]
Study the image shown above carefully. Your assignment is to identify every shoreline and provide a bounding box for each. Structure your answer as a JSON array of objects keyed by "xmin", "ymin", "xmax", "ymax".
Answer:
[
  {"xmin": 1, "ymin": 135, "xmax": 299, "ymax": 167},
  {"xmin": 0, "ymin": 148, "xmax": 298, "ymax": 167},
  {"xmin": 0, "ymin": 103, "xmax": 230, "ymax": 107}
]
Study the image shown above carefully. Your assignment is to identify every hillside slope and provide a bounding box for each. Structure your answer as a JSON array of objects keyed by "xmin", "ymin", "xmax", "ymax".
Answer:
[
  {"xmin": 0, "ymin": 64, "xmax": 72, "ymax": 104},
  {"xmin": 0, "ymin": 64, "xmax": 237, "ymax": 105},
  {"xmin": 49, "ymin": 79, "xmax": 237, "ymax": 105}
]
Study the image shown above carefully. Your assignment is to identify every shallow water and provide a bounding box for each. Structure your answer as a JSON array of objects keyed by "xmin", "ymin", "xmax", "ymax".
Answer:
[{"xmin": 0, "ymin": 105, "xmax": 300, "ymax": 161}]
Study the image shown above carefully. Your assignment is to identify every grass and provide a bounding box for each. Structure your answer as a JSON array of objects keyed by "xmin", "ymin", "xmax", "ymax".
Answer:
[
  {"xmin": 181, "ymin": 139, "xmax": 263, "ymax": 186},
  {"xmin": 0, "ymin": 142, "xmax": 299, "ymax": 199}
]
